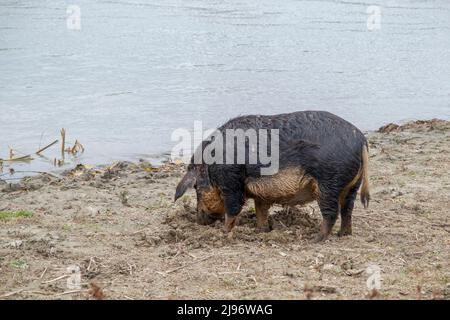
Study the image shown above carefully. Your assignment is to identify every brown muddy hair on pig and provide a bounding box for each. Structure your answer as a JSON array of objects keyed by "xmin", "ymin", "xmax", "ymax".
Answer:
[{"xmin": 175, "ymin": 110, "xmax": 370, "ymax": 242}]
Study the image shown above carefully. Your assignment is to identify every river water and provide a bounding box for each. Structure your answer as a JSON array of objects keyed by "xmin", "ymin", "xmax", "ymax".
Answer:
[{"xmin": 1, "ymin": 0, "xmax": 449, "ymax": 176}]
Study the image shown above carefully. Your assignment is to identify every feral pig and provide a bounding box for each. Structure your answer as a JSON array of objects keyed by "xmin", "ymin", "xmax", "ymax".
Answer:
[{"xmin": 174, "ymin": 111, "xmax": 370, "ymax": 242}]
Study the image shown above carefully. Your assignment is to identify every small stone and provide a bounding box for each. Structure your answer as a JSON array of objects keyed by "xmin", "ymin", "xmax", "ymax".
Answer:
[
  {"xmin": 9, "ymin": 240, "xmax": 23, "ymax": 248},
  {"xmin": 323, "ymin": 264, "xmax": 336, "ymax": 271}
]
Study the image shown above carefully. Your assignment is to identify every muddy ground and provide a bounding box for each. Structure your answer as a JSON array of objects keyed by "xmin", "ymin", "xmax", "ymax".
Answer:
[{"xmin": 1, "ymin": 119, "xmax": 449, "ymax": 300}]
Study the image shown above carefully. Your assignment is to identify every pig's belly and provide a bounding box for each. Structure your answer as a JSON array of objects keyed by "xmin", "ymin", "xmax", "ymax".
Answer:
[{"xmin": 245, "ymin": 167, "xmax": 319, "ymax": 205}]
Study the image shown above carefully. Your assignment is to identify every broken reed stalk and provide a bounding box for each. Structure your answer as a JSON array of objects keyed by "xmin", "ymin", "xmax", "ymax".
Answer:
[
  {"xmin": 36, "ymin": 140, "xmax": 59, "ymax": 155},
  {"xmin": 1, "ymin": 155, "xmax": 33, "ymax": 162},
  {"xmin": 70, "ymin": 140, "xmax": 85, "ymax": 155},
  {"xmin": 60, "ymin": 128, "xmax": 66, "ymax": 159},
  {"xmin": 2, "ymin": 128, "xmax": 84, "ymax": 165},
  {"xmin": 2, "ymin": 139, "xmax": 59, "ymax": 162}
]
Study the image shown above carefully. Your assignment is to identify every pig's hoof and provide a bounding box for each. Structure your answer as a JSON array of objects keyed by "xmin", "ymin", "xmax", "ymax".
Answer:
[
  {"xmin": 313, "ymin": 233, "xmax": 329, "ymax": 243},
  {"xmin": 223, "ymin": 225, "xmax": 233, "ymax": 233},
  {"xmin": 337, "ymin": 229, "xmax": 352, "ymax": 237},
  {"xmin": 224, "ymin": 215, "xmax": 237, "ymax": 232},
  {"xmin": 256, "ymin": 226, "xmax": 271, "ymax": 233}
]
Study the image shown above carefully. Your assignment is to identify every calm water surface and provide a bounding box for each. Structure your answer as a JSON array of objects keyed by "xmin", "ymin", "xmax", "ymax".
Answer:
[{"xmin": 1, "ymin": 0, "xmax": 449, "ymax": 176}]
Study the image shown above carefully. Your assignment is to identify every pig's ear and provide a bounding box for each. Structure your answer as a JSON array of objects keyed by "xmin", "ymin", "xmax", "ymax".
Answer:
[{"xmin": 174, "ymin": 170, "xmax": 196, "ymax": 202}]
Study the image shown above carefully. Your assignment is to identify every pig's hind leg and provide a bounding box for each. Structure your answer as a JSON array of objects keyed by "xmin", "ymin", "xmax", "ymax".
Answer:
[
  {"xmin": 337, "ymin": 181, "xmax": 361, "ymax": 237},
  {"xmin": 315, "ymin": 191, "xmax": 339, "ymax": 242}
]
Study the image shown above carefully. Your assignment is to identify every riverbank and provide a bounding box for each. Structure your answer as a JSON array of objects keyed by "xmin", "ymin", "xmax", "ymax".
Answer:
[{"xmin": 1, "ymin": 119, "xmax": 449, "ymax": 300}]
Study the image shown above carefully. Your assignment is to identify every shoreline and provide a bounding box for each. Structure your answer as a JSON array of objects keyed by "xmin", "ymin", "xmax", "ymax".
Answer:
[
  {"xmin": 1, "ymin": 118, "xmax": 448, "ymax": 184},
  {"xmin": 1, "ymin": 119, "xmax": 449, "ymax": 300}
]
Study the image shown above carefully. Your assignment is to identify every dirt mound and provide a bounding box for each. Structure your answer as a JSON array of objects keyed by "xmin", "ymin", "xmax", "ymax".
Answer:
[
  {"xmin": 153, "ymin": 204, "xmax": 321, "ymax": 248},
  {"xmin": 378, "ymin": 119, "xmax": 450, "ymax": 133},
  {"xmin": 61, "ymin": 161, "xmax": 185, "ymax": 182},
  {"xmin": 1, "ymin": 173, "xmax": 60, "ymax": 193}
]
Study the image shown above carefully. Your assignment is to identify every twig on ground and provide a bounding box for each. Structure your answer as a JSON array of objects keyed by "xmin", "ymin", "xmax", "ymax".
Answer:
[
  {"xmin": 161, "ymin": 255, "xmax": 214, "ymax": 275},
  {"xmin": 39, "ymin": 267, "xmax": 48, "ymax": 279},
  {"xmin": 53, "ymin": 289, "xmax": 87, "ymax": 297},
  {"xmin": 42, "ymin": 275, "xmax": 69, "ymax": 284},
  {"xmin": 0, "ymin": 289, "xmax": 23, "ymax": 298}
]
